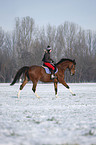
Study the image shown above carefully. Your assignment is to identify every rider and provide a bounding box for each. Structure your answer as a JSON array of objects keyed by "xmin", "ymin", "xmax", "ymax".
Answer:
[{"xmin": 42, "ymin": 45, "xmax": 57, "ymax": 79}]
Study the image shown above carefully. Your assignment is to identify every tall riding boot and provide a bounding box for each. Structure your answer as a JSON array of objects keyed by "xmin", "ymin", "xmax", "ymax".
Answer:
[{"xmin": 51, "ymin": 70, "xmax": 57, "ymax": 79}]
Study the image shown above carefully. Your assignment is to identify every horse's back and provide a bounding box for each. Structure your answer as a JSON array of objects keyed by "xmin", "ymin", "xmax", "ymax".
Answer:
[
  {"xmin": 29, "ymin": 65, "xmax": 44, "ymax": 71},
  {"xmin": 28, "ymin": 65, "xmax": 45, "ymax": 80},
  {"xmin": 28, "ymin": 65, "xmax": 52, "ymax": 82}
]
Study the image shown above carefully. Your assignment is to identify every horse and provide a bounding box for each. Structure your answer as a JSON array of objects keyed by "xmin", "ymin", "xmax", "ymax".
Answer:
[{"xmin": 10, "ymin": 58, "xmax": 76, "ymax": 98}]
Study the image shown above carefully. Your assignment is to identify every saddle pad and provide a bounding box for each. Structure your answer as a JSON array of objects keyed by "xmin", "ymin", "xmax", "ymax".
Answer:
[{"xmin": 43, "ymin": 67, "xmax": 58, "ymax": 74}]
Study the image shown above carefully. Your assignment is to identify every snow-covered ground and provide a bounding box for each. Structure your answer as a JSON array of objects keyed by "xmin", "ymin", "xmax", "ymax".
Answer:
[{"xmin": 0, "ymin": 83, "xmax": 96, "ymax": 145}]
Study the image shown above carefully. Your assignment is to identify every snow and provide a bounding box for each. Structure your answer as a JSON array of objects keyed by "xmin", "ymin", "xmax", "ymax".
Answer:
[{"xmin": 0, "ymin": 83, "xmax": 96, "ymax": 145}]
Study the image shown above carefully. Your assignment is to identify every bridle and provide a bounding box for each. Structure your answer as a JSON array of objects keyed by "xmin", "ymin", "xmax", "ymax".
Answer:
[
  {"xmin": 69, "ymin": 64, "xmax": 73, "ymax": 71},
  {"xmin": 69, "ymin": 64, "xmax": 76, "ymax": 75}
]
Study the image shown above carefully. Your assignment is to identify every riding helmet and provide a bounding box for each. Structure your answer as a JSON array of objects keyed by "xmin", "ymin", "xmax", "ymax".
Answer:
[{"xmin": 46, "ymin": 45, "xmax": 51, "ymax": 51}]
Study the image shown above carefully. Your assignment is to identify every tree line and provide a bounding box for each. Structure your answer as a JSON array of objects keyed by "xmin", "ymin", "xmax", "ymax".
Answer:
[{"xmin": 0, "ymin": 16, "xmax": 96, "ymax": 83}]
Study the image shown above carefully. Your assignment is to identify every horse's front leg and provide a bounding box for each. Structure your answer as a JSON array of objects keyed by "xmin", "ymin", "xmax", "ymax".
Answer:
[
  {"xmin": 58, "ymin": 79, "xmax": 76, "ymax": 96},
  {"xmin": 54, "ymin": 82, "xmax": 58, "ymax": 98}
]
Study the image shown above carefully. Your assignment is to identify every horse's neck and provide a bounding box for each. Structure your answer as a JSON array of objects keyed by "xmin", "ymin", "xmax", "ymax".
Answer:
[{"xmin": 57, "ymin": 62, "xmax": 69, "ymax": 71}]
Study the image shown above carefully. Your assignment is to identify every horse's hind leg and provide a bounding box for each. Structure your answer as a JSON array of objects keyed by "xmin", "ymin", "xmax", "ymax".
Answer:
[
  {"xmin": 18, "ymin": 77, "xmax": 28, "ymax": 98},
  {"xmin": 32, "ymin": 81, "xmax": 40, "ymax": 98},
  {"xmin": 54, "ymin": 82, "xmax": 58, "ymax": 98}
]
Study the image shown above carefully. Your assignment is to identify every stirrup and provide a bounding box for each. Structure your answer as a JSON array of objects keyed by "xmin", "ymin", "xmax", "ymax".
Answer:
[{"xmin": 51, "ymin": 74, "xmax": 57, "ymax": 79}]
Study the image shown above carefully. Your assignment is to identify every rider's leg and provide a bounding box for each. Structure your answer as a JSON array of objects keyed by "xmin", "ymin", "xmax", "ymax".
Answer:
[
  {"xmin": 51, "ymin": 69, "xmax": 57, "ymax": 79},
  {"xmin": 44, "ymin": 62, "xmax": 57, "ymax": 79}
]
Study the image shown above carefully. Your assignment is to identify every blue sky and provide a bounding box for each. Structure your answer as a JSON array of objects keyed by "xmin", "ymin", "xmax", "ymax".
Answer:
[{"xmin": 0, "ymin": 0, "xmax": 96, "ymax": 31}]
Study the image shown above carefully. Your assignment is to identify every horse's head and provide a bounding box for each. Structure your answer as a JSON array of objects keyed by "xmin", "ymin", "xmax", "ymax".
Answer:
[
  {"xmin": 68, "ymin": 59, "xmax": 76, "ymax": 76},
  {"xmin": 56, "ymin": 58, "xmax": 76, "ymax": 76}
]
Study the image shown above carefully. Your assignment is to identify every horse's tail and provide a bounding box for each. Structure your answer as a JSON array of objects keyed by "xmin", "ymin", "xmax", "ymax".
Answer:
[{"xmin": 10, "ymin": 66, "xmax": 29, "ymax": 86}]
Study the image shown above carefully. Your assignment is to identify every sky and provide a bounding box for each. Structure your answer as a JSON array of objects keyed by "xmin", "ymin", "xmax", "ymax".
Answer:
[{"xmin": 0, "ymin": 0, "xmax": 96, "ymax": 32}]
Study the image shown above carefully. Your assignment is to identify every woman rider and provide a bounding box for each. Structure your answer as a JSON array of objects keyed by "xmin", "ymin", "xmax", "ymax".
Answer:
[{"xmin": 42, "ymin": 45, "xmax": 57, "ymax": 79}]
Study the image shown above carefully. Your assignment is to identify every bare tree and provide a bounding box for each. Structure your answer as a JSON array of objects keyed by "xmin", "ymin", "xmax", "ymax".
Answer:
[{"xmin": 0, "ymin": 18, "xmax": 96, "ymax": 82}]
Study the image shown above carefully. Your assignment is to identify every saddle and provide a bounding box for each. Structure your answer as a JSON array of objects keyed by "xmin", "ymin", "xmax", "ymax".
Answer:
[{"xmin": 42, "ymin": 66, "xmax": 58, "ymax": 74}]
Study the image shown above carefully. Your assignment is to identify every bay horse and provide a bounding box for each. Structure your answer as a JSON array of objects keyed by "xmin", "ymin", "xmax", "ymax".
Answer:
[{"xmin": 10, "ymin": 58, "xmax": 76, "ymax": 98}]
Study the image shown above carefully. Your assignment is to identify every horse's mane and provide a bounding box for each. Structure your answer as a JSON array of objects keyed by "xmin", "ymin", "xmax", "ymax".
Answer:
[{"xmin": 55, "ymin": 58, "xmax": 76, "ymax": 65}]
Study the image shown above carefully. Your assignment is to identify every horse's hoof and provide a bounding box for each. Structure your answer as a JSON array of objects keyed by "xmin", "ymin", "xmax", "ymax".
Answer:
[{"xmin": 56, "ymin": 95, "xmax": 59, "ymax": 98}]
